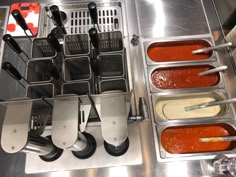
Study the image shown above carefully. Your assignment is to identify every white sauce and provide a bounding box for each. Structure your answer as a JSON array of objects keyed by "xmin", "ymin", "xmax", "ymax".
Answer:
[{"xmin": 156, "ymin": 97, "xmax": 222, "ymax": 119}]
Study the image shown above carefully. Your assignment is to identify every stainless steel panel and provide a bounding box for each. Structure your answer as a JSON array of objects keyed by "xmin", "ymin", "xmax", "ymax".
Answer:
[
  {"xmin": 0, "ymin": 6, "xmax": 9, "ymax": 64},
  {"xmin": 213, "ymin": 0, "xmax": 236, "ymax": 31},
  {"xmin": 0, "ymin": 38, "xmax": 30, "ymax": 100},
  {"xmin": 99, "ymin": 94, "xmax": 128, "ymax": 146},
  {"xmin": 136, "ymin": 0, "xmax": 209, "ymax": 38},
  {"xmin": 0, "ymin": 0, "xmax": 235, "ymax": 177},
  {"xmin": 1, "ymin": 101, "xmax": 32, "ymax": 153},
  {"xmin": 52, "ymin": 97, "xmax": 80, "ymax": 149},
  {"xmin": 204, "ymin": 0, "xmax": 236, "ymax": 112}
]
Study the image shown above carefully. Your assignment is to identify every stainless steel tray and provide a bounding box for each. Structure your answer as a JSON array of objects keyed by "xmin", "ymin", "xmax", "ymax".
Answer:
[
  {"xmin": 147, "ymin": 62, "xmax": 225, "ymax": 93},
  {"xmin": 142, "ymin": 33, "xmax": 236, "ymax": 162},
  {"xmin": 151, "ymin": 89, "xmax": 234, "ymax": 123},
  {"xmin": 143, "ymin": 37, "xmax": 216, "ymax": 66},
  {"xmin": 38, "ymin": 2, "xmax": 124, "ymax": 37},
  {"xmin": 155, "ymin": 120, "xmax": 236, "ymax": 162}
]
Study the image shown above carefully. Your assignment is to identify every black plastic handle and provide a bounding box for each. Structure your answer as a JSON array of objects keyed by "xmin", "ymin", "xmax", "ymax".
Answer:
[
  {"xmin": 50, "ymin": 66, "xmax": 60, "ymax": 80},
  {"xmin": 2, "ymin": 62, "xmax": 22, "ymax": 80},
  {"xmin": 47, "ymin": 32, "xmax": 62, "ymax": 52},
  {"xmin": 88, "ymin": 2, "xmax": 98, "ymax": 25},
  {"xmin": 50, "ymin": 5, "xmax": 63, "ymax": 27},
  {"xmin": 47, "ymin": 63, "xmax": 60, "ymax": 80},
  {"xmin": 11, "ymin": 9, "xmax": 28, "ymax": 31},
  {"xmin": 89, "ymin": 28, "xmax": 99, "ymax": 49},
  {"xmin": 90, "ymin": 58, "xmax": 100, "ymax": 76},
  {"xmin": 3, "ymin": 34, "xmax": 22, "ymax": 54}
]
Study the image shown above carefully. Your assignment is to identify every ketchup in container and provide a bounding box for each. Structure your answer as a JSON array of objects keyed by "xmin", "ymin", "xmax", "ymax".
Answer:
[
  {"xmin": 151, "ymin": 65, "xmax": 219, "ymax": 89},
  {"xmin": 161, "ymin": 124, "xmax": 236, "ymax": 154},
  {"xmin": 147, "ymin": 40, "xmax": 212, "ymax": 62}
]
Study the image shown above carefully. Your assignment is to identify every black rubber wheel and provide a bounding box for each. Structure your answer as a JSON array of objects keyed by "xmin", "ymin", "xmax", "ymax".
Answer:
[
  {"xmin": 39, "ymin": 136, "xmax": 63, "ymax": 162},
  {"xmin": 104, "ymin": 138, "xmax": 129, "ymax": 156},
  {"xmin": 72, "ymin": 132, "xmax": 97, "ymax": 159}
]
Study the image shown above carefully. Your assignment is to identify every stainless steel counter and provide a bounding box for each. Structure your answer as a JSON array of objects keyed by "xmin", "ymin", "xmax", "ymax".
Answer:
[
  {"xmin": 0, "ymin": 0, "xmax": 235, "ymax": 177},
  {"xmin": 136, "ymin": 0, "xmax": 209, "ymax": 38}
]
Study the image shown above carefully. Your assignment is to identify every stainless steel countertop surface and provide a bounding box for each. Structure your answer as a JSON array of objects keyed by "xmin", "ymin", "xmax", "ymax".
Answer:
[
  {"xmin": 0, "ymin": 0, "xmax": 233, "ymax": 177},
  {"xmin": 136, "ymin": 0, "xmax": 209, "ymax": 38}
]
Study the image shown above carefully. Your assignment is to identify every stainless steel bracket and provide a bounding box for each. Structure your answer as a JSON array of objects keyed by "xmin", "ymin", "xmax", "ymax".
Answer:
[
  {"xmin": 1, "ymin": 100, "xmax": 33, "ymax": 153},
  {"xmin": 79, "ymin": 95, "xmax": 93, "ymax": 132},
  {"xmin": 97, "ymin": 92, "xmax": 131, "ymax": 146},
  {"xmin": 52, "ymin": 95, "xmax": 91, "ymax": 150}
]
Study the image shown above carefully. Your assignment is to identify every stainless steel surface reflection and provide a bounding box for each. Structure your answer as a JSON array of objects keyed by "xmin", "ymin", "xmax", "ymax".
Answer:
[
  {"xmin": 136, "ymin": 0, "xmax": 209, "ymax": 38},
  {"xmin": 0, "ymin": 0, "xmax": 235, "ymax": 177}
]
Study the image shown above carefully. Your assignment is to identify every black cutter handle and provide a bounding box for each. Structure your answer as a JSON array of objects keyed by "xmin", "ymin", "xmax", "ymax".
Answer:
[
  {"xmin": 11, "ymin": 9, "xmax": 28, "ymax": 31},
  {"xmin": 50, "ymin": 66, "xmax": 60, "ymax": 80},
  {"xmin": 3, "ymin": 34, "xmax": 22, "ymax": 54},
  {"xmin": 50, "ymin": 5, "xmax": 63, "ymax": 27},
  {"xmin": 2, "ymin": 62, "xmax": 22, "ymax": 80},
  {"xmin": 89, "ymin": 28, "xmax": 99, "ymax": 49},
  {"xmin": 88, "ymin": 2, "xmax": 98, "ymax": 25},
  {"xmin": 47, "ymin": 32, "xmax": 62, "ymax": 52},
  {"xmin": 49, "ymin": 6, "xmax": 67, "ymax": 34},
  {"xmin": 90, "ymin": 58, "xmax": 100, "ymax": 76},
  {"xmin": 47, "ymin": 63, "xmax": 60, "ymax": 80}
]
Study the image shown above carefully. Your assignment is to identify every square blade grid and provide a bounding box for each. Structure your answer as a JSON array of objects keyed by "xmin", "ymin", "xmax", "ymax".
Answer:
[{"xmin": 43, "ymin": 3, "xmax": 123, "ymax": 35}]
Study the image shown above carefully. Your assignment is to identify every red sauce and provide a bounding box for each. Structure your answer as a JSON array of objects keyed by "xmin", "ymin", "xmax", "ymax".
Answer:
[
  {"xmin": 161, "ymin": 124, "xmax": 236, "ymax": 154},
  {"xmin": 147, "ymin": 40, "xmax": 212, "ymax": 62},
  {"xmin": 151, "ymin": 65, "xmax": 219, "ymax": 89}
]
